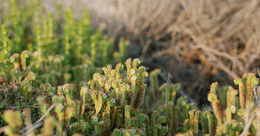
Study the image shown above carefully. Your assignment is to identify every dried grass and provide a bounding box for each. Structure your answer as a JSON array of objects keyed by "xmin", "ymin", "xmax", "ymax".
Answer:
[{"xmin": 86, "ymin": 0, "xmax": 260, "ymax": 76}]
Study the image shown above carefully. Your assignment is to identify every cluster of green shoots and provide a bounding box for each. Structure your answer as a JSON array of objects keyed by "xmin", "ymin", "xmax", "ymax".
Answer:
[
  {"xmin": 2, "ymin": 52, "xmax": 260, "ymax": 136},
  {"xmin": 1, "ymin": 0, "xmax": 260, "ymax": 136},
  {"xmin": 0, "ymin": 0, "xmax": 129, "ymax": 85}
]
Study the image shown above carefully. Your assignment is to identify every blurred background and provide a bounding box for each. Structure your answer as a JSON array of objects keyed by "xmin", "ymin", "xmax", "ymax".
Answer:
[{"xmin": 1, "ymin": 0, "xmax": 260, "ymax": 106}]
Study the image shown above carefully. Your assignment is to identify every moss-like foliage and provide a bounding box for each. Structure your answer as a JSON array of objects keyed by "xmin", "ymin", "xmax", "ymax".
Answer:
[{"xmin": 1, "ymin": 1, "xmax": 260, "ymax": 136}]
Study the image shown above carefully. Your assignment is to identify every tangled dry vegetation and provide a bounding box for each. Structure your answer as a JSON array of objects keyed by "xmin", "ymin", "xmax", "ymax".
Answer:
[{"xmin": 85, "ymin": 0, "xmax": 260, "ymax": 104}]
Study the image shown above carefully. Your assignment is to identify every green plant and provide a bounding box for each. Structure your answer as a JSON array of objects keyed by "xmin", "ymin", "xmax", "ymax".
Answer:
[{"xmin": 1, "ymin": 1, "xmax": 260, "ymax": 136}]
